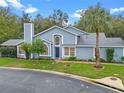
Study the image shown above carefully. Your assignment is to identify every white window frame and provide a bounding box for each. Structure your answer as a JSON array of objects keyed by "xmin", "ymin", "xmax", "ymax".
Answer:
[
  {"xmin": 54, "ymin": 35, "xmax": 60, "ymax": 46},
  {"xmin": 52, "ymin": 33, "xmax": 63, "ymax": 58},
  {"xmin": 17, "ymin": 45, "xmax": 25, "ymax": 56},
  {"xmin": 63, "ymin": 47, "xmax": 76, "ymax": 57}
]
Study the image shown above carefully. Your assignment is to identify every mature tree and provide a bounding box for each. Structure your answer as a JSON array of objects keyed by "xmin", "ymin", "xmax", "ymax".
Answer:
[
  {"xmin": 80, "ymin": 4, "xmax": 112, "ymax": 68},
  {"xmin": 21, "ymin": 11, "xmax": 31, "ymax": 23},
  {"xmin": 33, "ymin": 14, "xmax": 55, "ymax": 34},
  {"xmin": 43, "ymin": 18, "xmax": 54, "ymax": 29},
  {"xmin": 30, "ymin": 39, "xmax": 45, "ymax": 59},
  {"xmin": 49, "ymin": 9, "xmax": 69, "ymax": 27},
  {"xmin": 110, "ymin": 17, "xmax": 124, "ymax": 40},
  {"xmin": 0, "ymin": 8, "xmax": 21, "ymax": 43},
  {"xmin": 20, "ymin": 43, "xmax": 31, "ymax": 59},
  {"xmin": 33, "ymin": 14, "xmax": 44, "ymax": 34}
]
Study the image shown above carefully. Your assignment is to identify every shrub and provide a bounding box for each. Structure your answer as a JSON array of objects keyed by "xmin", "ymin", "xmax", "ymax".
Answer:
[
  {"xmin": 0, "ymin": 47, "xmax": 17, "ymax": 58},
  {"xmin": 30, "ymin": 39, "xmax": 46, "ymax": 59},
  {"xmin": 121, "ymin": 56, "xmax": 124, "ymax": 63},
  {"xmin": 66, "ymin": 56, "xmax": 77, "ymax": 61},
  {"xmin": 88, "ymin": 58, "xmax": 96, "ymax": 62},
  {"xmin": 106, "ymin": 48, "xmax": 114, "ymax": 62}
]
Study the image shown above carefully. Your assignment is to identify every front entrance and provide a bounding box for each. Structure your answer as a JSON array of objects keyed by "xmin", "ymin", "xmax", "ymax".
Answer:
[{"xmin": 55, "ymin": 47, "xmax": 60, "ymax": 58}]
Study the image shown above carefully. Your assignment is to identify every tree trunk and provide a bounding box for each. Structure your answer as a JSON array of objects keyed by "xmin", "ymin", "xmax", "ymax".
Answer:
[{"xmin": 95, "ymin": 30, "xmax": 101, "ymax": 68}]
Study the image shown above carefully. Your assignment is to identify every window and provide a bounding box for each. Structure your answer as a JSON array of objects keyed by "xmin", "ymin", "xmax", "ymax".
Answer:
[
  {"xmin": 64, "ymin": 47, "xmax": 75, "ymax": 56},
  {"xmin": 19, "ymin": 47, "xmax": 25, "ymax": 54},
  {"xmin": 54, "ymin": 36, "xmax": 60, "ymax": 45},
  {"xmin": 43, "ymin": 44, "xmax": 48, "ymax": 55},
  {"xmin": 64, "ymin": 47, "xmax": 69, "ymax": 56},
  {"xmin": 70, "ymin": 48, "xmax": 75, "ymax": 56}
]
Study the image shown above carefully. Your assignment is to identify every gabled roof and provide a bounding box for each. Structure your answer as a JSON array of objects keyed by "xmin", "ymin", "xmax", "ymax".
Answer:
[
  {"xmin": 1, "ymin": 39, "xmax": 23, "ymax": 46},
  {"xmin": 77, "ymin": 33, "xmax": 124, "ymax": 47},
  {"xmin": 64, "ymin": 26, "xmax": 89, "ymax": 35},
  {"xmin": 34, "ymin": 25, "xmax": 78, "ymax": 37}
]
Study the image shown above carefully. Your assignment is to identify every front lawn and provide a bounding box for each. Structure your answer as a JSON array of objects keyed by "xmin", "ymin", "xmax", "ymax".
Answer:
[{"xmin": 0, "ymin": 58, "xmax": 124, "ymax": 84}]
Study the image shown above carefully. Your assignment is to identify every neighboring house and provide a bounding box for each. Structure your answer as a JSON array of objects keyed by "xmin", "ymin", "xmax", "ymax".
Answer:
[{"xmin": 1, "ymin": 23, "xmax": 124, "ymax": 62}]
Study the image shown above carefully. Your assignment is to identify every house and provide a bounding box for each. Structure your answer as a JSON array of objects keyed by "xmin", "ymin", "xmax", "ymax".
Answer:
[{"xmin": 1, "ymin": 23, "xmax": 124, "ymax": 62}]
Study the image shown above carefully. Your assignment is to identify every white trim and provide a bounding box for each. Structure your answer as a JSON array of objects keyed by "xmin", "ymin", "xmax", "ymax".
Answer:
[
  {"xmin": 42, "ymin": 39, "xmax": 52, "ymax": 44},
  {"xmin": 52, "ymin": 33, "xmax": 63, "ymax": 59},
  {"xmin": 62, "ymin": 47, "xmax": 64, "ymax": 58},
  {"xmin": 17, "ymin": 45, "xmax": 25, "ymax": 58},
  {"xmin": 52, "ymin": 33, "xmax": 63, "ymax": 45},
  {"xmin": 100, "ymin": 46, "xmax": 124, "ymax": 48},
  {"xmin": 34, "ymin": 25, "xmax": 78, "ymax": 37},
  {"xmin": 93, "ymin": 47, "xmax": 95, "ymax": 58},
  {"xmin": 75, "ymin": 47, "xmax": 77, "ymax": 57},
  {"xmin": 76, "ymin": 45, "xmax": 124, "ymax": 48},
  {"xmin": 50, "ymin": 44, "xmax": 51, "ymax": 56},
  {"xmin": 75, "ymin": 36, "xmax": 77, "ymax": 45},
  {"xmin": 123, "ymin": 47, "xmax": 124, "ymax": 56},
  {"xmin": 63, "ymin": 47, "xmax": 76, "ymax": 57}
]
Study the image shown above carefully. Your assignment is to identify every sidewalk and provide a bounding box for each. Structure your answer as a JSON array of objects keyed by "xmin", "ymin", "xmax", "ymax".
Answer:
[{"xmin": 93, "ymin": 76, "xmax": 124, "ymax": 92}]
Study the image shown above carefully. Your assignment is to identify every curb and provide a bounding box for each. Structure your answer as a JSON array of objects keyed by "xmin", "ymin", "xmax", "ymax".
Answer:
[{"xmin": 0, "ymin": 67, "xmax": 123, "ymax": 93}]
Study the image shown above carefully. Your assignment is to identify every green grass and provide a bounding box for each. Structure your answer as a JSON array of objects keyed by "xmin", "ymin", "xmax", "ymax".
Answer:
[{"xmin": 0, "ymin": 58, "xmax": 124, "ymax": 84}]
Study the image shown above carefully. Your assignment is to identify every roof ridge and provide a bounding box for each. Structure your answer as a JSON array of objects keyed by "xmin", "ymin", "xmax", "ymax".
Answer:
[{"xmin": 34, "ymin": 25, "xmax": 78, "ymax": 37}]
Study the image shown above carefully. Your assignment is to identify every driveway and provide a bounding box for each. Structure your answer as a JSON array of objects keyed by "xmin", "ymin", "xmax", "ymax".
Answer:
[{"xmin": 0, "ymin": 68, "xmax": 118, "ymax": 93}]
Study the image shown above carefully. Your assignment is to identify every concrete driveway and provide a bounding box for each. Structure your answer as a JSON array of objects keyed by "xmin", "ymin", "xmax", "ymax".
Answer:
[{"xmin": 0, "ymin": 68, "xmax": 118, "ymax": 93}]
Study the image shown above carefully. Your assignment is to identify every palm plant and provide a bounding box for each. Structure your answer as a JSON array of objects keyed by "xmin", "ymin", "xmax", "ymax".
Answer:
[
  {"xmin": 20, "ymin": 43, "xmax": 31, "ymax": 59},
  {"xmin": 82, "ymin": 4, "xmax": 112, "ymax": 68}
]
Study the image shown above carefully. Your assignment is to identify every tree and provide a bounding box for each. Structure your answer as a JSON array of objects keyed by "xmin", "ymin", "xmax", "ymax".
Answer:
[
  {"xmin": 80, "ymin": 4, "xmax": 112, "ymax": 68},
  {"xmin": 33, "ymin": 14, "xmax": 44, "ymax": 34},
  {"xmin": 110, "ymin": 17, "xmax": 124, "ymax": 40},
  {"xmin": 0, "ymin": 8, "xmax": 21, "ymax": 43},
  {"xmin": 49, "ymin": 9, "xmax": 69, "ymax": 27},
  {"xmin": 20, "ymin": 43, "xmax": 31, "ymax": 59},
  {"xmin": 21, "ymin": 11, "xmax": 31, "ymax": 23},
  {"xmin": 30, "ymin": 39, "xmax": 45, "ymax": 59}
]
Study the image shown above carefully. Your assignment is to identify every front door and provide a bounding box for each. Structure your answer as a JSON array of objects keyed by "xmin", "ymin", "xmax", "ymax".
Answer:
[{"xmin": 55, "ymin": 47, "xmax": 60, "ymax": 58}]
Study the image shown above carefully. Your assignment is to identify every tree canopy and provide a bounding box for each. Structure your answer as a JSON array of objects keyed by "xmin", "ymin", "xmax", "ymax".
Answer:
[{"xmin": 0, "ymin": 7, "xmax": 124, "ymax": 45}]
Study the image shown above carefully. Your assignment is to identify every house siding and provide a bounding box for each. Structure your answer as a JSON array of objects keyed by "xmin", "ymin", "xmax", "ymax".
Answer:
[
  {"xmin": 100, "ymin": 47, "xmax": 123, "ymax": 62},
  {"xmin": 76, "ymin": 47, "xmax": 94, "ymax": 60},
  {"xmin": 37, "ymin": 28, "xmax": 76, "ymax": 44}
]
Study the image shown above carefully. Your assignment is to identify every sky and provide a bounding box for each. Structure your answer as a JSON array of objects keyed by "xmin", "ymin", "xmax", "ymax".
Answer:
[{"xmin": 0, "ymin": 0, "xmax": 124, "ymax": 24}]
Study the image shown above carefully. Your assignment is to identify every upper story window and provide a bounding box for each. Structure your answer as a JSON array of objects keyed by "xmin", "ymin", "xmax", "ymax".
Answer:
[{"xmin": 54, "ymin": 35, "xmax": 60, "ymax": 45}]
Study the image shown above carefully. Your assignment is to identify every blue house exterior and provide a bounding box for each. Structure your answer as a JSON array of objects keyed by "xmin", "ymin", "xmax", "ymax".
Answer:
[{"xmin": 1, "ymin": 23, "xmax": 124, "ymax": 62}]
